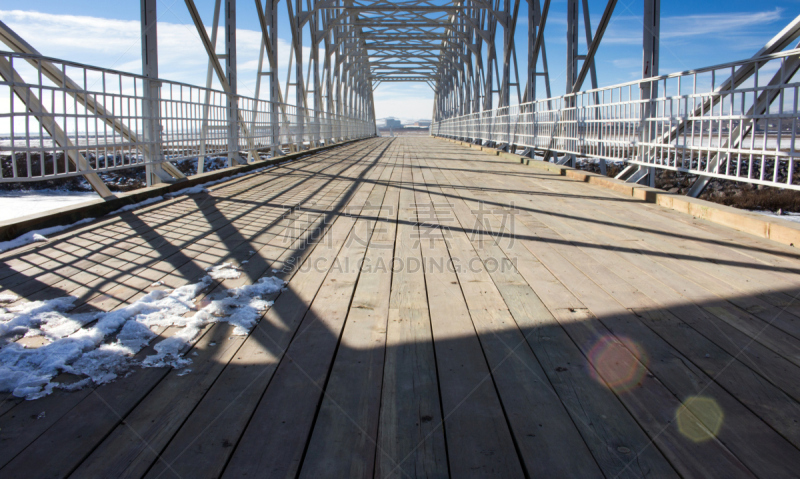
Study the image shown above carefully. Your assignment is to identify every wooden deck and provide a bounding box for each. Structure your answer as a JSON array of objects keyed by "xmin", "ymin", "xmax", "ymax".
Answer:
[{"xmin": 2, "ymin": 137, "xmax": 800, "ymax": 478}]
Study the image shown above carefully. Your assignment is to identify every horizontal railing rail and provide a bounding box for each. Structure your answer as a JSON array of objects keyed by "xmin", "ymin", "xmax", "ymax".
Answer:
[
  {"xmin": 0, "ymin": 50, "xmax": 376, "ymax": 183},
  {"xmin": 431, "ymin": 49, "xmax": 800, "ymax": 190}
]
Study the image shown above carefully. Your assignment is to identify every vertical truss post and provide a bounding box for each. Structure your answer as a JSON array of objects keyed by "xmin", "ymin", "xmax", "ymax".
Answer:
[
  {"xmin": 226, "ymin": 0, "xmax": 245, "ymax": 166},
  {"xmin": 310, "ymin": 7, "xmax": 322, "ymax": 147},
  {"xmin": 252, "ymin": 35, "xmax": 266, "ymax": 159},
  {"xmin": 526, "ymin": 0, "xmax": 537, "ymax": 103},
  {"xmin": 499, "ymin": 0, "xmax": 519, "ymax": 108},
  {"xmin": 484, "ymin": 8, "xmax": 499, "ymax": 145},
  {"xmin": 333, "ymin": 14, "xmax": 341, "ymax": 121},
  {"xmin": 483, "ymin": 11, "xmax": 497, "ymax": 111},
  {"xmin": 498, "ymin": 0, "xmax": 520, "ymax": 150},
  {"xmin": 642, "ymin": 0, "xmax": 659, "ymax": 80},
  {"xmin": 566, "ymin": 0, "xmax": 578, "ymax": 98},
  {"xmin": 470, "ymin": 3, "xmax": 482, "ymax": 115},
  {"xmin": 323, "ymin": 14, "xmax": 335, "ymax": 116},
  {"xmin": 267, "ymin": 0, "xmax": 281, "ymax": 154},
  {"xmin": 293, "ymin": 0, "xmax": 305, "ymax": 150},
  {"xmin": 635, "ymin": 0, "xmax": 659, "ymax": 186},
  {"xmin": 141, "ymin": 0, "xmax": 169, "ymax": 186},
  {"xmin": 255, "ymin": 0, "xmax": 284, "ymax": 156}
]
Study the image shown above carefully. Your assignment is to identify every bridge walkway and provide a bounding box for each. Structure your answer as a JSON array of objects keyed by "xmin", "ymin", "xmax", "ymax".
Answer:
[{"xmin": 2, "ymin": 137, "xmax": 800, "ymax": 478}]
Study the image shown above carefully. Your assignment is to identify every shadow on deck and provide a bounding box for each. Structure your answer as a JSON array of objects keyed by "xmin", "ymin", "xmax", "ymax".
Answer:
[{"xmin": 1, "ymin": 137, "xmax": 799, "ymax": 478}]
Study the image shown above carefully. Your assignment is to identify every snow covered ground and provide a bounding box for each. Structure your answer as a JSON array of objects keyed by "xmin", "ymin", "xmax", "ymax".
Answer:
[
  {"xmin": 0, "ymin": 164, "xmax": 300, "ymax": 400},
  {"xmin": 752, "ymin": 210, "xmax": 800, "ymax": 224},
  {"xmin": 0, "ymin": 190, "xmax": 98, "ymax": 222},
  {"xmin": 0, "ymin": 263, "xmax": 285, "ymax": 400},
  {"xmin": 0, "ymin": 162, "xmax": 285, "ymax": 254}
]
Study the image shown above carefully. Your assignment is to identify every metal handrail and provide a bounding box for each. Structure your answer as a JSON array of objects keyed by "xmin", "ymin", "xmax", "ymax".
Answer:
[
  {"xmin": 431, "ymin": 49, "xmax": 800, "ymax": 190},
  {"xmin": 0, "ymin": 50, "xmax": 376, "ymax": 183}
]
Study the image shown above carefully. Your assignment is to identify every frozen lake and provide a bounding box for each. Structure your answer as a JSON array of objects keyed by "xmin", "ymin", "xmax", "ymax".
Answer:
[{"xmin": 0, "ymin": 190, "xmax": 97, "ymax": 222}]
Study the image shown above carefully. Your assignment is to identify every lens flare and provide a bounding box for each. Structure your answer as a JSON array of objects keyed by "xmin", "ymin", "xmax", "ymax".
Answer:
[
  {"xmin": 676, "ymin": 396, "xmax": 724, "ymax": 443},
  {"xmin": 588, "ymin": 335, "xmax": 648, "ymax": 393}
]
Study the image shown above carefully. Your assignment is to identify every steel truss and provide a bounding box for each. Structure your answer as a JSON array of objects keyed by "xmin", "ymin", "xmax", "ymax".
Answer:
[
  {"xmin": 0, "ymin": 0, "xmax": 379, "ymax": 193},
  {"xmin": 432, "ymin": 6, "xmax": 800, "ymax": 195}
]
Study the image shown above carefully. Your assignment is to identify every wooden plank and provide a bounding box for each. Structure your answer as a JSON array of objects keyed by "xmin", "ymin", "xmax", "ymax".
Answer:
[
  {"xmin": 220, "ymin": 150, "xmax": 394, "ymax": 479},
  {"xmin": 68, "ymin": 207, "xmax": 367, "ymax": 478},
  {"xmin": 496, "ymin": 170, "xmax": 800, "ymax": 369},
  {"xmin": 407, "ymin": 158, "xmax": 525, "ymax": 477},
  {"xmin": 0, "ymin": 141, "xmax": 385, "ymax": 476},
  {"xmin": 513, "ymin": 214, "xmax": 800, "ymax": 476},
  {"xmin": 415, "ymin": 154, "xmax": 607, "ymax": 477},
  {"xmin": 374, "ymin": 153, "xmax": 449, "ymax": 479},
  {"xmin": 516, "ymin": 191, "xmax": 800, "ymax": 446},
  {"xmin": 422, "ymin": 142, "xmax": 753, "ymax": 477},
  {"xmin": 504, "ymin": 159, "xmax": 800, "ymax": 322},
  {"xmin": 0, "ymin": 207, "xmax": 322, "ymax": 471},
  {"xmin": 0, "ymin": 142, "xmax": 365, "ymax": 304},
  {"xmin": 446, "ymin": 144, "xmax": 800, "ymax": 348},
  {"xmin": 444, "ymin": 145, "xmax": 800, "ymax": 476},
  {"xmin": 299, "ymin": 158, "xmax": 401, "ymax": 477},
  {"xmin": 9, "ymin": 137, "xmax": 800, "ymax": 478},
  {"xmin": 420, "ymin": 147, "xmax": 677, "ymax": 478},
  {"xmin": 143, "ymin": 143, "xmax": 394, "ymax": 479}
]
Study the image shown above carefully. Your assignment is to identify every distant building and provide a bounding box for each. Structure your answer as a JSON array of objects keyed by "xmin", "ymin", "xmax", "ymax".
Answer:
[
  {"xmin": 385, "ymin": 119, "xmax": 402, "ymax": 128},
  {"xmin": 413, "ymin": 120, "xmax": 431, "ymax": 127}
]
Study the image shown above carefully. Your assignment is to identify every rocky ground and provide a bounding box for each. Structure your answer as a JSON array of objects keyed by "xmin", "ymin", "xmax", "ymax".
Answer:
[
  {"xmin": 575, "ymin": 159, "xmax": 800, "ymax": 214},
  {"xmin": 0, "ymin": 157, "xmax": 230, "ymax": 193}
]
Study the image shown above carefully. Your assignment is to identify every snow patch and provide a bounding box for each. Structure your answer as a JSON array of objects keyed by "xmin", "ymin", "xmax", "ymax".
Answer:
[
  {"xmin": 107, "ymin": 195, "xmax": 165, "ymax": 216},
  {"xmin": 205, "ymin": 263, "xmax": 242, "ymax": 280},
  {"xmin": 0, "ymin": 293, "xmax": 19, "ymax": 303},
  {"xmin": 0, "ymin": 266, "xmax": 285, "ymax": 400},
  {"xmin": 0, "ymin": 218, "xmax": 94, "ymax": 253},
  {"xmin": 0, "ymin": 190, "xmax": 97, "ymax": 223},
  {"xmin": 0, "ymin": 296, "xmax": 78, "ymax": 338},
  {"xmin": 165, "ymin": 185, "xmax": 209, "ymax": 197},
  {"xmin": 0, "ymin": 164, "xmax": 276, "ymax": 255}
]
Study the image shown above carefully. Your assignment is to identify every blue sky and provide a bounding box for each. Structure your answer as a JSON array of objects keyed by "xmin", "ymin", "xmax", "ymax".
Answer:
[{"xmin": 0, "ymin": 1, "xmax": 797, "ymax": 120}]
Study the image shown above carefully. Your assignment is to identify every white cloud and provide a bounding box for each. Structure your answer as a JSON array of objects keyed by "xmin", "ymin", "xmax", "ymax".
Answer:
[
  {"xmin": 373, "ymin": 83, "xmax": 433, "ymax": 119},
  {"xmin": 0, "ymin": 10, "xmax": 306, "ymax": 99},
  {"xmin": 661, "ymin": 8, "xmax": 783, "ymax": 39},
  {"xmin": 600, "ymin": 8, "xmax": 784, "ymax": 45},
  {"xmin": 374, "ymin": 96, "xmax": 434, "ymax": 120},
  {"xmin": 0, "ymin": 9, "xmax": 436, "ymax": 118}
]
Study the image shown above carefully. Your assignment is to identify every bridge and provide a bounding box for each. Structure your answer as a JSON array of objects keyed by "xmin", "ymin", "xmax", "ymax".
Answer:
[{"xmin": 0, "ymin": 2, "xmax": 800, "ymax": 478}]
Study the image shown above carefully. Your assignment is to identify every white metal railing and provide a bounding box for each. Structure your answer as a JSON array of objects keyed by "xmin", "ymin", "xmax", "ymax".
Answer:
[
  {"xmin": 0, "ymin": 51, "xmax": 376, "ymax": 182},
  {"xmin": 432, "ymin": 49, "xmax": 800, "ymax": 190}
]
